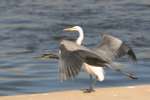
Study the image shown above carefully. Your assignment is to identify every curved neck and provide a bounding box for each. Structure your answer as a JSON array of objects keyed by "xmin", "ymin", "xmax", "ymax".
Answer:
[{"xmin": 76, "ymin": 28, "xmax": 84, "ymax": 45}]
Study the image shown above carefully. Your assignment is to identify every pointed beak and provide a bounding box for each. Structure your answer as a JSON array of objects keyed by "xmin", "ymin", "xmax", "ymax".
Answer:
[{"xmin": 63, "ymin": 27, "xmax": 76, "ymax": 32}]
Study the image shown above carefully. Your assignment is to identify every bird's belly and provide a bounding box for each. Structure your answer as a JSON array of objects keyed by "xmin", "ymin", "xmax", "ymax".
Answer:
[{"xmin": 83, "ymin": 63, "xmax": 105, "ymax": 81}]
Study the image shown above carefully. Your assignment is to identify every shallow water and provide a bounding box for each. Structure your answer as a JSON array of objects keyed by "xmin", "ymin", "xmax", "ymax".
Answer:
[{"xmin": 0, "ymin": 0, "xmax": 150, "ymax": 96}]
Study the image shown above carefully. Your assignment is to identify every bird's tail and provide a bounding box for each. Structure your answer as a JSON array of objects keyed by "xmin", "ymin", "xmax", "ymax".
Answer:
[{"xmin": 107, "ymin": 62, "xmax": 138, "ymax": 79}]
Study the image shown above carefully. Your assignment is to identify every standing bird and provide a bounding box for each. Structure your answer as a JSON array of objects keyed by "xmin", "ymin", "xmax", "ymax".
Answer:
[
  {"xmin": 39, "ymin": 26, "xmax": 137, "ymax": 93},
  {"xmin": 41, "ymin": 26, "xmax": 105, "ymax": 92},
  {"xmin": 63, "ymin": 26, "xmax": 105, "ymax": 92}
]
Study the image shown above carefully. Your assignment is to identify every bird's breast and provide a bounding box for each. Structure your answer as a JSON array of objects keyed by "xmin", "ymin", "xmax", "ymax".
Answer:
[{"xmin": 83, "ymin": 63, "xmax": 105, "ymax": 81}]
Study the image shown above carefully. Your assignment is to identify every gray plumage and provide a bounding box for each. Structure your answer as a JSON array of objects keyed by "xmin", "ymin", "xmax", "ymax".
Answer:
[
  {"xmin": 40, "ymin": 52, "xmax": 59, "ymax": 59},
  {"xmin": 95, "ymin": 34, "xmax": 137, "ymax": 61},
  {"xmin": 116, "ymin": 42, "xmax": 137, "ymax": 61},
  {"xmin": 58, "ymin": 34, "xmax": 137, "ymax": 81},
  {"xmin": 45, "ymin": 34, "xmax": 136, "ymax": 62},
  {"xmin": 59, "ymin": 40, "xmax": 111, "ymax": 81},
  {"xmin": 39, "ymin": 32, "xmax": 137, "ymax": 81}
]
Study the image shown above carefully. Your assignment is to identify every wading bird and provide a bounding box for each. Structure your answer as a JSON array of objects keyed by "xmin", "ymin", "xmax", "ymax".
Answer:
[{"xmin": 40, "ymin": 26, "xmax": 137, "ymax": 93}]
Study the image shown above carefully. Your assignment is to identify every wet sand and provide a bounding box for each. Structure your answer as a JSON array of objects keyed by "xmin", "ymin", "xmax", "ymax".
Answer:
[{"xmin": 1, "ymin": 85, "xmax": 150, "ymax": 100}]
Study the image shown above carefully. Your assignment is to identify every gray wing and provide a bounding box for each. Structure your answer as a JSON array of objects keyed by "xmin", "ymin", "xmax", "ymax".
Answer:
[
  {"xmin": 40, "ymin": 52, "xmax": 59, "ymax": 59},
  {"xmin": 59, "ymin": 45, "xmax": 83, "ymax": 81},
  {"xmin": 96, "ymin": 34, "xmax": 137, "ymax": 61},
  {"xmin": 116, "ymin": 42, "xmax": 137, "ymax": 61},
  {"xmin": 59, "ymin": 40, "xmax": 109, "ymax": 81}
]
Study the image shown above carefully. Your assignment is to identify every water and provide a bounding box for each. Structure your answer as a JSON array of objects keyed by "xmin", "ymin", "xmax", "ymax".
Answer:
[{"xmin": 0, "ymin": 0, "xmax": 150, "ymax": 96}]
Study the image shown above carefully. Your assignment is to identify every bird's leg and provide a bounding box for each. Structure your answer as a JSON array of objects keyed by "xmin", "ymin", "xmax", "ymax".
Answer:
[{"xmin": 83, "ymin": 75, "xmax": 96, "ymax": 93}]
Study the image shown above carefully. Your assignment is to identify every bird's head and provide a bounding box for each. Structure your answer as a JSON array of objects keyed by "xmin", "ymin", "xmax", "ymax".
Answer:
[
  {"xmin": 63, "ymin": 26, "xmax": 82, "ymax": 32},
  {"xmin": 63, "ymin": 26, "xmax": 84, "ymax": 45}
]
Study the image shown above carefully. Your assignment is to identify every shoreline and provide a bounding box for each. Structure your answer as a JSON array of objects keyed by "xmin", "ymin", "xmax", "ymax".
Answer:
[{"xmin": 1, "ymin": 85, "xmax": 150, "ymax": 100}]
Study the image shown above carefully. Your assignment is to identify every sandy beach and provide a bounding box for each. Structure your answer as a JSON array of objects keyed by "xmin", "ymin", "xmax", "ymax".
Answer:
[{"xmin": 1, "ymin": 85, "xmax": 150, "ymax": 100}]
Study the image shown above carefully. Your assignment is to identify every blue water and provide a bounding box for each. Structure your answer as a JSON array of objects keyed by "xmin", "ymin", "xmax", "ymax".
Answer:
[{"xmin": 0, "ymin": 0, "xmax": 150, "ymax": 96}]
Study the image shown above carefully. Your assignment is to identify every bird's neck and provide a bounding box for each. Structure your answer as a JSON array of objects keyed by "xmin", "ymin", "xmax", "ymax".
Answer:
[{"xmin": 76, "ymin": 28, "xmax": 84, "ymax": 45}]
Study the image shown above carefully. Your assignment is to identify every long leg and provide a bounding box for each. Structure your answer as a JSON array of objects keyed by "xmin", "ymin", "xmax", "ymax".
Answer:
[{"xmin": 83, "ymin": 75, "xmax": 96, "ymax": 93}]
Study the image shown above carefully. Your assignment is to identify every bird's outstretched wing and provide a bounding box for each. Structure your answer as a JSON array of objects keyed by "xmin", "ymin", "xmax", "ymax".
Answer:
[
  {"xmin": 116, "ymin": 43, "xmax": 137, "ymax": 61},
  {"xmin": 95, "ymin": 34, "xmax": 137, "ymax": 62},
  {"xmin": 59, "ymin": 40, "xmax": 110, "ymax": 81},
  {"xmin": 39, "ymin": 52, "xmax": 59, "ymax": 59},
  {"xmin": 59, "ymin": 45, "xmax": 83, "ymax": 81}
]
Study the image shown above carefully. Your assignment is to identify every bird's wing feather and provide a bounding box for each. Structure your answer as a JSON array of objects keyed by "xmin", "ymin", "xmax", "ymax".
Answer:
[
  {"xmin": 95, "ymin": 34, "xmax": 137, "ymax": 61},
  {"xmin": 40, "ymin": 52, "xmax": 59, "ymax": 59},
  {"xmin": 59, "ymin": 44, "xmax": 83, "ymax": 81},
  {"xmin": 96, "ymin": 34, "xmax": 122, "ymax": 59},
  {"xmin": 116, "ymin": 43, "xmax": 137, "ymax": 61},
  {"xmin": 59, "ymin": 40, "xmax": 110, "ymax": 81}
]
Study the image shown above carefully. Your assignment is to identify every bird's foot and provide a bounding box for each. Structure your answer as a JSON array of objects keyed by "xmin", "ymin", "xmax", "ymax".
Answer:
[{"xmin": 81, "ymin": 88, "xmax": 95, "ymax": 93}]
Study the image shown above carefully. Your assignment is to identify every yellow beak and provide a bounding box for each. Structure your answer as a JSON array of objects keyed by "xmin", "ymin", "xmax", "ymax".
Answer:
[{"xmin": 63, "ymin": 27, "xmax": 76, "ymax": 32}]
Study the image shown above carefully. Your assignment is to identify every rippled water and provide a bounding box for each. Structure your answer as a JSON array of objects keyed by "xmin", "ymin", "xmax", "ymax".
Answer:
[{"xmin": 0, "ymin": 0, "xmax": 150, "ymax": 96}]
